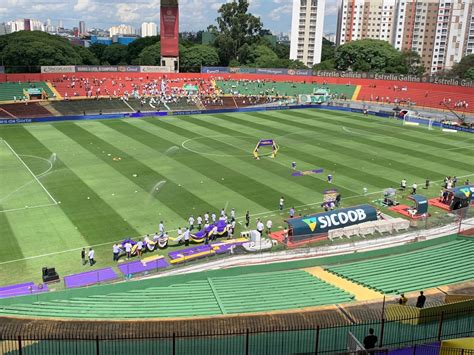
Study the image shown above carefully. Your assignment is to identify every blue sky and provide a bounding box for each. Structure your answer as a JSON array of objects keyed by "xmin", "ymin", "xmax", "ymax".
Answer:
[{"xmin": 0, "ymin": 0, "xmax": 338, "ymax": 34}]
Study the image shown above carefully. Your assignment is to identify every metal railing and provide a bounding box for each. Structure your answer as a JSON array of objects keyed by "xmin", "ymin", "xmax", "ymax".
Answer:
[{"xmin": 0, "ymin": 307, "xmax": 472, "ymax": 354}]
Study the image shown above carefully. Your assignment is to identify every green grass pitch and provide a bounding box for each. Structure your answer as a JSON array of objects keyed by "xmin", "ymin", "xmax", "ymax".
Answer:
[{"xmin": 0, "ymin": 108, "xmax": 473, "ymax": 287}]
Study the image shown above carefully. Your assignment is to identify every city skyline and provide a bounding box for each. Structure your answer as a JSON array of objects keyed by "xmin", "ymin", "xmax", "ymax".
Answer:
[{"xmin": 0, "ymin": 0, "xmax": 338, "ymax": 35}]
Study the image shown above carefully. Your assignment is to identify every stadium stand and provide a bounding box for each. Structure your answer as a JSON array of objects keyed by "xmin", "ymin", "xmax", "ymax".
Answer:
[
  {"xmin": 2, "ymin": 73, "xmax": 474, "ymax": 117},
  {"xmin": 326, "ymin": 238, "xmax": 474, "ymax": 294},
  {"xmin": 0, "ymin": 82, "xmax": 54, "ymax": 102},
  {"xmin": 0, "ymin": 270, "xmax": 353, "ymax": 319},
  {"xmin": 0, "ymin": 103, "xmax": 53, "ymax": 118},
  {"xmin": 215, "ymin": 80, "xmax": 356, "ymax": 99}
]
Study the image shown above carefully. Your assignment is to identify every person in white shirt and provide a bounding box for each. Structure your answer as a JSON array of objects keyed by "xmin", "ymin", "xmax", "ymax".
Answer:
[
  {"xmin": 220, "ymin": 208, "xmax": 225, "ymax": 217},
  {"xmin": 279, "ymin": 196, "xmax": 285, "ymax": 211},
  {"xmin": 211, "ymin": 212, "xmax": 216, "ymax": 222},
  {"xmin": 401, "ymin": 179, "xmax": 407, "ymax": 190},
  {"xmin": 230, "ymin": 208, "xmax": 236, "ymax": 222},
  {"xmin": 266, "ymin": 220, "xmax": 273, "ymax": 234},
  {"xmin": 159, "ymin": 221, "xmax": 165, "ymax": 236},
  {"xmin": 197, "ymin": 215, "xmax": 203, "ymax": 230},
  {"xmin": 204, "ymin": 212, "xmax": 209, "ymax": 223},
  {"xmin": 88, "ymin": 248, "xmax": 95, "ymax": 266},
  {"xmin": 125, "ymin": 243, "xmax": 132, "ymax": 259},
  {"xmin": 137, "ymin": 240, "xmax": 143, "ymax": 256},
  {"xmin": 226, "ymin": 223, "xmax": 233, "ymax": 239},
  {"xmin": 212, "ymin": 225, "xmax": 218, "ymax": 241},
  {"xmin": 412, "ymin": 183, "xmax": 417, "ymax": 195},
  {"xmin": 183, "ymin": 228, "xmax": 190, "ymax": 246},
  {"xmin": 113, "ymin": 244, "xmax": 119, "ymax": 261},
  {"xmin": 256, "ymin": 219, "xmax": 264, "ymax": 236},
  {"xmin": 188, "ymin": 215, "xmax": 195, "ymax": 230}
]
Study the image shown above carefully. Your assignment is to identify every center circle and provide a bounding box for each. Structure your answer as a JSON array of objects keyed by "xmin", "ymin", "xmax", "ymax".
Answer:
[{"xmin": 181, "ymin": 135, "xmax": 261, "ymax": 157}]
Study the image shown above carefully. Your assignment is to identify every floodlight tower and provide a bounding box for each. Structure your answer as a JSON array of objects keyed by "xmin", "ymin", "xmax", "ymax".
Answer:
[{"xmin": 160, "ymin": 0, "xmax": 179, "ymax": 72}]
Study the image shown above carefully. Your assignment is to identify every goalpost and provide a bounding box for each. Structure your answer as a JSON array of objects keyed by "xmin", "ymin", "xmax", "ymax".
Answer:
[{"xmin": 402, "ymin": 112, "xmax": 435, "ymax": 130}]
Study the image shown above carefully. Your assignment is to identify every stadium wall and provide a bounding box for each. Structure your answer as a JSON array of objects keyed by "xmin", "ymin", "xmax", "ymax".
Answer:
[{"xmin": 0, "ymin": 233, "xmax": 458, "ymax": 307}]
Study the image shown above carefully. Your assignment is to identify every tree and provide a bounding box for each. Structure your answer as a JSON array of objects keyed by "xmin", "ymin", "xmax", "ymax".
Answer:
[
  {"xmin": 451, "ymin": 54, "xmax": 474, "ymax": 78},
  {"xmin": 102, "ymin": 44, "xmax": 128, "ymax": 65},
  {"xmin": 0, "ymin": 31, "xmax": 82, "ymax": 72},
  {"xmin": 334, "ymin": 39, "xmax": 405, "ymax": 73},
  {"xmin": 245, "ymin": 44, "xmax": 278, "ymax": 67},
  {"xmin": 465, "ymin": 67, "xmax": 474, "ymax": 80},
  {"xmin": 399, "ymin": 50, "xmax": 425, "ymax": 76},
  {"xmin": 321, "ymin": 37, "xmax": 335, "ymax": 62},
  {"xmin": 313, "ymin": 59, "xmax": 336, "ymax": 71},
  {"xmin": 126, "ymin": 35, "xmax": 160, "ymax": 64},
  {"xmin": 211, "ymin": 0, "xmax": 263, "ymax": 65},
  {"xmin": 180, "ymin": 45, "xmax": 219, "ymax": 72},
  {"xmin": 89, "ymin": 43, "xmax": 107, "ymax": 64},
  {"xmin": 138, "ymin": 43, "xmax": 161, "ymax": 65},
  {"xmin": 74, "ymin": 46, "xmax": 99, "ymax": 65}
]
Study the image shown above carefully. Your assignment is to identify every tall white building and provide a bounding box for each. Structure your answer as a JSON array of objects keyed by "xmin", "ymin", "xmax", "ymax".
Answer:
[
  {"xmin": 6, "ymin": 19, "xmax": 45, "ymax": 33},
  {"xmin": 109, "ymin": 24, "xmax": 134, "ymax": 37},
  {"xmin": 337, "ymin": 0, "xmax": 474, "ymax": 74},
  {"xmin": 290, "ymin": 0, "xmax": 326, "ymax": 67},
  {"xmin": 141, "ymin": 22, "xmax": 158, "ymax": 37}
]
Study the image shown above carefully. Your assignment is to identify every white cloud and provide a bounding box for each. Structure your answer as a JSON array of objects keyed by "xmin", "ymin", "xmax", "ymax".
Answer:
[{"xmin": 74, "ymin": 0, "xmax": 94, "ymax": 12}]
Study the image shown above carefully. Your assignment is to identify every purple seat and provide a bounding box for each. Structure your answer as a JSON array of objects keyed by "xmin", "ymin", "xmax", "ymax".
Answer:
[
  {"xmin": 64, "ymin": 268, "xmax": 118, "ymax": 288},
  {"xmin": 118, "ymin": 258, "xmax": 169, "ymax": 275}
]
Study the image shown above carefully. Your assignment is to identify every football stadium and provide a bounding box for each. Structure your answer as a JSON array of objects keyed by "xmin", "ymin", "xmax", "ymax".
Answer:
[{"xmin": 0, "ymin": 0, "xmax": 474, "ymax": 354}]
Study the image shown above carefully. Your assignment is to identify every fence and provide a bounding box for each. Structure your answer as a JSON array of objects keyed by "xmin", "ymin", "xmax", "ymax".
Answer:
[{"xmin": 0, "ymin": 307, "xmax": 472, "ymax": 354}]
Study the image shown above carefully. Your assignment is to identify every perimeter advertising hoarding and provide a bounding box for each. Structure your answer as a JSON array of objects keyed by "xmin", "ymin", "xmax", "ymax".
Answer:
[
  {"xmin": 41, "ymin": 66, "xmax": 76, "ymax": 73},
  {"xmin": 287, "ymin": 205, "xmax": 378, "ymax": 240},
  {"xmin": 75, "ymin": 66, "xmax": 140, "ymax": 72},
  {"xmin": 201, "ymin": 67, "xmax": 230, "ymax": 74},
  {"xmin": 161, "ymin": 6, "xmax": 179, "ymax": 57},
  {"xmin": 140, "ymin": 66, "xmax": 170, "ymax": 73}
]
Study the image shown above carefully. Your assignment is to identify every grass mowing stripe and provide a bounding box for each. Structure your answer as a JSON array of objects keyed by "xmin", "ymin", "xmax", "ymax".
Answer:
[
  {"xmin": 255, "ymin": 111, "xmax": 448, "ymax": 180},
  {"xmin": 280, "ymin": 110, "xmax": 470, "ymax": 171},
  {"xmin": 332, "ymin": 109, "xmax": 471, "ymax": 143},
  {"xmin": 167, "ymin": 115, "xmax": 330, "ymax": 195},
  {"xmin": 303, "ymin": 110, "xmax": 473, "ymax": 161},
  {"xmin": 102, "ymin": 120, "xmax": 274, "ymax": 211},
  {"xmin": 29, "ymin": 124, "xmax": 183, "ymax": 235},
  {"xmin": 0, "ymin": 126, "xmax": 136, "ymax": 246},
  {"xmin": 187, "ymin": 114, "xmax": 384, "ymax": 193},
  {"xmin": 172, "ymin": 114, "xmax": 376, "ymax": 195},
  {"xmin": 124, "ymin": 119, "xmax": 306, "ymax": 209},
  {"xmin": 55, "ymin": 122, "xmax": 216, "ymax": 220},
  {"xmin": 0, "ymin": 205, "xmax": 24, "ymax": 261},
  {"xmin": 212, "ymin": 112, "xmax": 395, "ymax": 190},
  {"xmin": 275, "ymin": 110, "xmax": 474, "ymax": 172},
  {"xmin": 315, "ymin": 109, "xmax": 467, "ymax": 148}
]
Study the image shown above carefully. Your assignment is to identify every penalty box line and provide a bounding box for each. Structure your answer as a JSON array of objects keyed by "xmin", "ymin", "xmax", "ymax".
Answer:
[{"xmin": 1, "ymin": 139, "xmax": 58, "ymax": 205}]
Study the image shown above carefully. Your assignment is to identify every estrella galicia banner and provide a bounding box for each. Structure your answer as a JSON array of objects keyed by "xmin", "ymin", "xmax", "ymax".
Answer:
[
  {"xmin": 161, "ymin": 6, "xmax": 179, "ymax": 57},
  {"xmin": 287, "ymin": 205, "xmax": 377, "ymax": 239},
  {"xmin": 201, "ymin": 66, "xmax": 230, "ymax": 74}
]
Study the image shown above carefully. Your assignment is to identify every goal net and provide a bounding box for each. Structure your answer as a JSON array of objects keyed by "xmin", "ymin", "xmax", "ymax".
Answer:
[{"xmin": 402, "ymin": 112, "xmax": 435, "ymax": 130}]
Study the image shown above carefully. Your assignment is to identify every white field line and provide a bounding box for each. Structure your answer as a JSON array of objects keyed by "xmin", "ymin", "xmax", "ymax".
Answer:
[
  {"xmin": 0, "ymin": 203, "xmax": 58, "ymax": 214},
  {"xmin": 2, "ymin": 140, "xmax": 58, "ymax": 205},
  {"xmin": 1, "ymin": 173, "xmax": 473, "ymax": 266}
]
